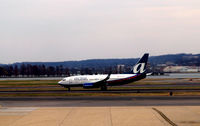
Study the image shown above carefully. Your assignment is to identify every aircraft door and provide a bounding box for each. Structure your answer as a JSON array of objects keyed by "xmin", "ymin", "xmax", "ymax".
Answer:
[{"xmin": 69, "ymin": 79, "xmax": 73, "ymax": 84}]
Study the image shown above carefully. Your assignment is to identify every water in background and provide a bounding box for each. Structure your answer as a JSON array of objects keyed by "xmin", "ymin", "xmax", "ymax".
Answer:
[
  {"xmin": 148, "ymin": 73, "xmax": 200, "ymax": 79},
  {"xmin": 0, "ymin": 77, "xmax": 63, "ymax": 80},
  {"xmin": 1, "ymin": 73, "xmax": 200, "ymax": 80}
]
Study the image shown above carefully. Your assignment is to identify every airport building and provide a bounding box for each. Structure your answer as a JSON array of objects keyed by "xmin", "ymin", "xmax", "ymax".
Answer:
[
  {"xmin": 117, "ymin": 64, "xmax": 125, "ymax": 74},
  {"xmin": 163, "ymin": 66, "xmax": 200, "ymax": 73}
]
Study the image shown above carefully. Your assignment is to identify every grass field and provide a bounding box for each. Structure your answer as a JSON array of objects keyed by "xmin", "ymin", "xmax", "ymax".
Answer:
[
  {"xmin": 0, "ymin": 78, "xmax": 199, "ymax": 86},
  {"xmin": 0, "ymin": 80, "xmax": 58, "ymax": 86},
  {"xmin": 0, "ymin": 78, "xmax": 200, "ymax": 96}
]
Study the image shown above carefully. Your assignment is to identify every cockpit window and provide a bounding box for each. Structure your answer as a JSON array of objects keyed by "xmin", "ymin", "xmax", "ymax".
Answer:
[{"xmin": 62, "ymin": 79, "xmax": 66, "ymax": 81}]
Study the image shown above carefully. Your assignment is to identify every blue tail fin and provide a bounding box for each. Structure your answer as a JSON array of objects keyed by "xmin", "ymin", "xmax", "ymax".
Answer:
[{"xmin": 132, "ymin": 53, "xmax": 149, "ymax": 74}]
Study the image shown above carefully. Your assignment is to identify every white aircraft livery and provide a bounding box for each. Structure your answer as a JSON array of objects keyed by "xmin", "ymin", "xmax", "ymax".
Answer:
[{"xmin": 58, "ymin": 53, "xmax": 149, "ymax": 91}]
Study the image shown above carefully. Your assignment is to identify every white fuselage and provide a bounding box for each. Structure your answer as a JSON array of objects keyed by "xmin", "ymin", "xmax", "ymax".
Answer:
[{"xmin": 58, "ymin": 74, "xmax": 136, "ymax": 86}]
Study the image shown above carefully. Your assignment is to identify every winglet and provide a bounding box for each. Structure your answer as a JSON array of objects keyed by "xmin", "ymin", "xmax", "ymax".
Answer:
[{"xmin": 104, "ymin": 72, "xmax": 111, "ymax": 81}]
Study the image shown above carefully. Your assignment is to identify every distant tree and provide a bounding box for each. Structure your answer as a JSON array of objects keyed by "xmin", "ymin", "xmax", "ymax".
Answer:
[
  {"xmin": 40, "ymin": 65, "xmax": 46, "ymax": 76},
  {"xmin": 84, "ymin": 68, "xmax": 92, "ymax": 75},
  {"xmin": 9, "ymin": 66, "xmax": 14, "ymax": 76},
  {"xmin": 32, "ymin": 65, "xmax": 39, "ymax": 76},
  {"xmin": 70, "ymin": 68, "xmax": 78, "ymax": 75},
  {"xmin": 47, "ymin": 66, "xmax": 55, "ymax": 76},
  {"xmin": 20, "ymin": 64, "xmax": 26, "ymax": 76},
  {"xmin": 14, "ymin": 65, "xmax": 19, "ymax": 77},
  {"xmin": 65, "ymin": 67, "xmax": 70, "ymax": 76},
  {"xmin": 56, "ymin": 66, "xmax": 60, "ymax": 76},
  {"xmin": 0, "ymin": 67, "xmax": 7, "ymax": 77},
  {"xmin": 26, "ymin": 64, "xmax": 32, "ymax": 77},
  {"xmin": 59, "ymin": 65, "xmax": 64, "ymax": 76},
  {"xmin": 104, "ymin": 66, "xmax": 112, "ymax": 74},
  {"xmin": 4, "ymin": 66, "xmax": 13, "ymax": 77}
]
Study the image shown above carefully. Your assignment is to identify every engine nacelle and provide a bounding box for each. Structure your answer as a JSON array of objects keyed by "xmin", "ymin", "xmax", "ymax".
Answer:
[{"xmin": 83, "ymin": 83, "xmax": 99, "ymax": 88}]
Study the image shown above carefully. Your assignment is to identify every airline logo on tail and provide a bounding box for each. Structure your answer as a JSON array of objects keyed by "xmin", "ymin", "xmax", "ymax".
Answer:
[
  {"xmin": 133, "ymin": 63, "xmax": 146, "ymax": 74},
  {"xmin": 132, "ymin": 53, "xmax": 149, "ymax": 74}
]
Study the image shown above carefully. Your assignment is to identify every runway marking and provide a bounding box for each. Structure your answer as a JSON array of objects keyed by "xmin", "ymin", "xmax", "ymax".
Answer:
[
  {"xmin": 0, "ymin": 107, "xmax": 37, "ymax": 116},
  {"xmin": 152, "ymin": 108, "xmax": 177, "ymax": 126}
]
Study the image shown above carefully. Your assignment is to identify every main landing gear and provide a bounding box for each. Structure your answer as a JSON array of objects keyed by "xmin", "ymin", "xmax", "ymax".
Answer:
[
  {"xmin": 63, "ymin": 86, "xmax": 71, "ymax": 91},
  {"xmin": 100, "ymin": 85, "xmax": 107, "ymax": 91}
]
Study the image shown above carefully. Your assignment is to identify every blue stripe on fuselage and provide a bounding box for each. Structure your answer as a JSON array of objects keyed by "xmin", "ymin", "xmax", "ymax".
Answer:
[{"xmin": 83, "ymin": 83, "xmax": 94, "ymax": 87}]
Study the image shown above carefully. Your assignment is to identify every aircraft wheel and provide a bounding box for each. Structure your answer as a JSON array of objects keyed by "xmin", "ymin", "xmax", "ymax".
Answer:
[{"xmin": 101, "ymin": 86, "xmax": 107, "ymax": 91}]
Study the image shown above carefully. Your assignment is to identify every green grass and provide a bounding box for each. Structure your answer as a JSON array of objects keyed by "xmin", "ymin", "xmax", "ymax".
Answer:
[
  {"xmin": 0, "ymin": 78, "xmax": 200, "ymax": 86},
  {"xmin": 0, "ymin": 80, "xmax": 59, "ymax": 86},
  {"xmin": 0, "ymin": 79, "xmax": 200, "ymax": 97}
]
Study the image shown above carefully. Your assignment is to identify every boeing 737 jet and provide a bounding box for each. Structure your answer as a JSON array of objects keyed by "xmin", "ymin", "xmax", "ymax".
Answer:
[{"xmin": 58, "ymin": 53, "xmax": 149, "ymax": 91}]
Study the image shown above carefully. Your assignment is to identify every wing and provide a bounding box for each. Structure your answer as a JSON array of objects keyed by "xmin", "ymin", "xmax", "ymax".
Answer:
[{"xmin": 83, "ymin": 73, "xmax": 111, "ymax": 88}]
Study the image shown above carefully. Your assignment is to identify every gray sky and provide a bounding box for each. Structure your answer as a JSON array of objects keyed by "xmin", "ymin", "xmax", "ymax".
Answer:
[{"xmin": 1, "ymin": 0, "xmax": 200, "ymax": 64}]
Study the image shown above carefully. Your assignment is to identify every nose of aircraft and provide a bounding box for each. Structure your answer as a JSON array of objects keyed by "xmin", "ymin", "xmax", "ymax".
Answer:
[{"xmin": 58, "ymin": 81, "xmax": 62, "ymax": 84}]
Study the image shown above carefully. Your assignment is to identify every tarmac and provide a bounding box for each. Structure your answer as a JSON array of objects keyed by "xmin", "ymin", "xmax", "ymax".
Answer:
[
  {"xmin": 1, "ymin": 96, "xmax": 200, "ymax": 107},
  {"xmin": 0, "ymin": 106, "xmax": 200, "ymax": 126},
  {"xmin": 1, "ymin": 96, "xmax": 200, "ymax": 126}
]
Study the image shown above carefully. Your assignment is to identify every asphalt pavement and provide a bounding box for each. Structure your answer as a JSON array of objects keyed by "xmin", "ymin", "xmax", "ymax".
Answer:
[{"xmin": 0, "ymin": 96, "xmax": 200, "ymax": 107}]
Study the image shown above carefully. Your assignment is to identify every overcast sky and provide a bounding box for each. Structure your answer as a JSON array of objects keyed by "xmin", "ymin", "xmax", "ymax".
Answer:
[{"xmin": 1, "ymin": 0, "xmax": 200, "ymax": 64}]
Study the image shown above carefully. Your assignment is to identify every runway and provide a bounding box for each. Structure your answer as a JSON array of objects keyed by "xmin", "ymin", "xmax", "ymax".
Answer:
[
  {"xmin": 1, "ymin": 106, "xmax": 200, "ymax": 126},
  {"xmin": 1, "ymin": 82, "xmax": 200, "ymax": 89},
  {"xmin": 1, "ymin": 89, "xmax": 200, "ymax": 94},
  {"xmin": 1, "ymin": 96, "xmax": 200, "ymax": 107}
]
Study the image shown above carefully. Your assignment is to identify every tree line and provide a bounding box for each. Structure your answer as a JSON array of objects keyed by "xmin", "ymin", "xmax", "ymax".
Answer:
[
  {"xmin": 0, "ymin": 64, "xmax": 122, "ymax": 77},
  {"xmin": 0, "ymin": 64, "xmax": 69, "ymax": 77}
]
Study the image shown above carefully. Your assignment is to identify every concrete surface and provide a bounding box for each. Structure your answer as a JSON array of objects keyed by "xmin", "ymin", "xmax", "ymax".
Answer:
[
  {"xmin": 1, "ymin": 96, "xmax": 200, "ymax": 107},
  {"xmin": 0, "ymin": 106, "xmax": 200, "ymax": 126},
  {"xmin": 158, "ymin": 106, "xmax": 200, "ymax": 126}
]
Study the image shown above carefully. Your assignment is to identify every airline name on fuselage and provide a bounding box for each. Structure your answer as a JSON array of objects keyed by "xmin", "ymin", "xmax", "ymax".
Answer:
[
  {"xmin": 69, "ymin": 75, "xmax": 128, "ymax": 81},
  {"xmin": 73, "ymin": 76, "xmax": 102, "ymax": 81},
  {"xmin": 74, "ymin": 77, "xmax": 88, "ymax": 81}
]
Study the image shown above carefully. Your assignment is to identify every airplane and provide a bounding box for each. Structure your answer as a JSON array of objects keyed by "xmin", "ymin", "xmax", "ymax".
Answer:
[{"xmin": 58, "ymin": 53, "xmax": 149, "ymax": 91}]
